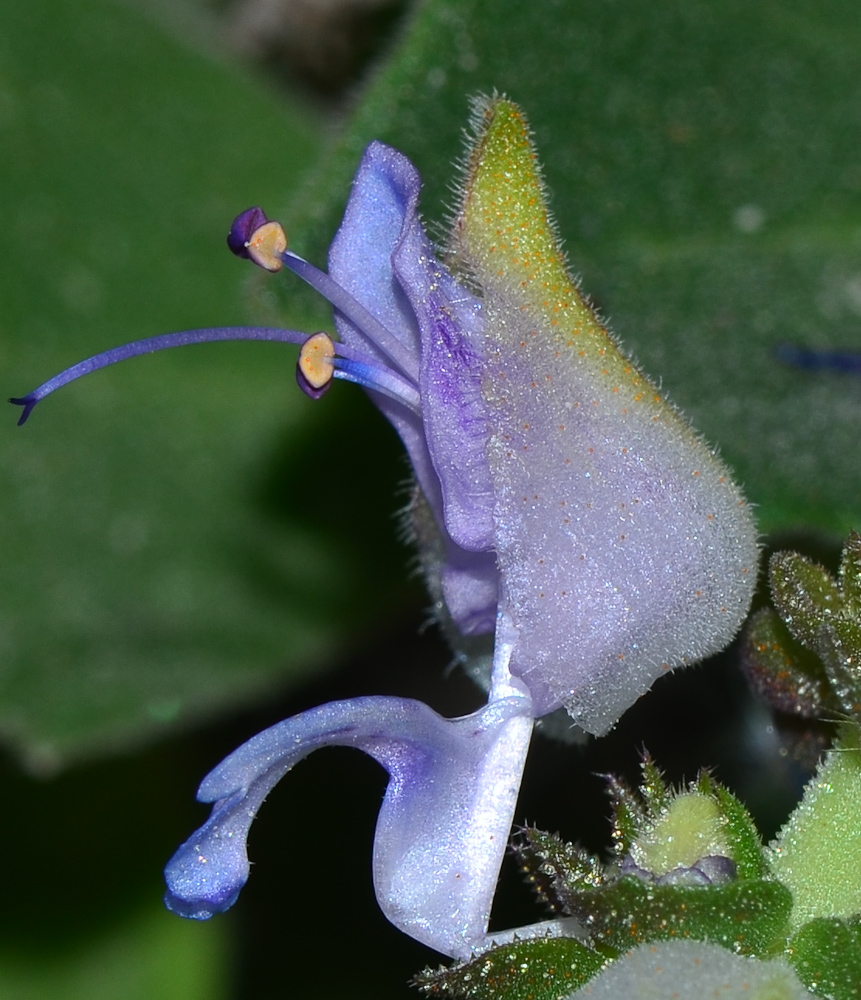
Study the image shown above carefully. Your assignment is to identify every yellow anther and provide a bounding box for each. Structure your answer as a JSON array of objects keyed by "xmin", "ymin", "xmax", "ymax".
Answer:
[
  {"xmin": 299, "ymin": 332, "xmax": 336, "ymax": 390},
  {"xmin": 245, "ymin": 221, "xmax": 288, "ymax": 272}
]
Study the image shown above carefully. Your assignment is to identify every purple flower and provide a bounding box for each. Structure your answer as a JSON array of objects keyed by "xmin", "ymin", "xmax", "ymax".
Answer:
[{"xmin": 11, "ymin": 97, "xmax": 758, "ymax": 957}]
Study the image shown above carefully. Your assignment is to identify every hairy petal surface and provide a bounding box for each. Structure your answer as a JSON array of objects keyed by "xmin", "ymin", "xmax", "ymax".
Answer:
[{"xmin": 451, "ymin": 98, "xmax": 759, "ymax": 734}]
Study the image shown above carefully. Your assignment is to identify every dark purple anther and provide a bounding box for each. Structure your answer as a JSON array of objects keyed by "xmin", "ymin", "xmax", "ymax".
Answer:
[{"xmin": 227, "ymin": 207, "xmax": 270, "ymax": 258}]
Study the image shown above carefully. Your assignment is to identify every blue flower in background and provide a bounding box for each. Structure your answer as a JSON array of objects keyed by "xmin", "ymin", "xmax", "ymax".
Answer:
[{"xmin": 11, "ymin": 97, "xmax": 758, "ymax": 958}]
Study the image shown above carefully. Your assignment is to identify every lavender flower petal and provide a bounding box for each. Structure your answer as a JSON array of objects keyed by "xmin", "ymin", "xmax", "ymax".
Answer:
[
  {"xmin": 165, "ymin": 693, "xmax": 533, "ymax": 958},
  {"xmin": 328, "ymin": 142, "xmax": 424, "ymax": 366},
  {"xmin": 329, "ymin": 140, "xmax": 500, "ymax": 638},
  {"xmin": 451, "ymin": 97, "xmax": 759, "ymax": 734},
  {"xmin": 392, "ymin": 192, "xmax": 494, "ymax": 554},
  {"xmin": 327, "ymin": 143, "xmax": 445, "ymax": 545}
]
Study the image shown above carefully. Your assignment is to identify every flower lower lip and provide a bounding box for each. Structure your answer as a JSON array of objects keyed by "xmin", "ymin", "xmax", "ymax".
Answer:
[{"xmin": 163, "ymin": 690, "xmax": 534, "ymax": 958}]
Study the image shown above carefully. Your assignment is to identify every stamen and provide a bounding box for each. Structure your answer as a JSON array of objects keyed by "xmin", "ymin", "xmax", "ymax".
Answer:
[
  {"xmin": 228, "ymin": 212, "xmax": 288, "ymax": 273},
  {"xmin": 331, "ymin": 357, "xmax": 421, "ymax": 412},
  {"xmin": 9, "ymin": 327, "xmax": 309, "ymax": 425},
  {"xmin": 227, "ymin": 207, "xmax": 269, "ymax": 259},
  {"xmin": 281, "ymin": 250, "xmax": 419, "ymax": 384},
  {"xmin": 13, "ymin": 205, "xmax": 424, "ymax": 425},
  {"xmin": 281, "ymin": 250, "xmax": 419, "ymax": 383},
  {"xmin": 294, "ymin": 332, "xmax": 421, "ymax": 412},
  {"xmin": 228, "ymin": 209, "xmax": 419, "ymax": 383}
]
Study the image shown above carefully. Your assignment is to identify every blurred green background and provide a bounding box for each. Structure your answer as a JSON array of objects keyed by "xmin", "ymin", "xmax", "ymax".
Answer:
[{"xmin": 1, "ymin": 0, "xmax": 859, "ymax": 996}]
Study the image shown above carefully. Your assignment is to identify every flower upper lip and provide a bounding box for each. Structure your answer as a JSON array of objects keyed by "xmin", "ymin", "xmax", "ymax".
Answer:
[{"xmin": 327, "ymin": 141, "xmax": 496, "ymax": 561}]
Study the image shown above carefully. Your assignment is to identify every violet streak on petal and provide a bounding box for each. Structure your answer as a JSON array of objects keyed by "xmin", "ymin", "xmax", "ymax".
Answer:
[
  {"xmin": 328, "ymin": 140, "xmax": 500, "ymax": 638},
  {"xmin": 392, "ymin": 193, "xmax": 494, "ymax": 554},
  {"xmin": 164, "ymin": 693, "xmax": 533, "ymax": 958}
]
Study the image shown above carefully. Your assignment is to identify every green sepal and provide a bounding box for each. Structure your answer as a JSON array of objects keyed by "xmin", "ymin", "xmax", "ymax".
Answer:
[
  {"xmin": 770, "ymin": 551, "xmax": 842, "ymax": 649},
  {"xmin": 639, "ymin": 753, "xmax": 671, "ymax": 816},
  {"xmin": 770, "ymin": 725, "xmax": 861, "ymax": 933},
  {"xmin": 838, "ymin": 532, "xmax": 861, "ymax": 611},
  {"xmin": 788, "ymin": 914, "xmax": 861, "ymax": 1000},
  {"xmin": 768, "ymin": 543, "xmax": 861, "ymax": 719},
  {"xmin": 611, "ymin": 758, "xmax": 770, "ymax": 879},
  {"xmin": 605, "ymin": 774, "xmax": 646, "ymax": 861},
  {"xmin": 831, "ymin": 615, "xmax": 861, "ymax": 658},
  {"xmin": 742, "ymin": 608, "xmax": 837, "ymax": 718},
  {"xmin": 514, "ymin": 827, "xmax": 604, "ymax": 912},
  {"xmin": 694, "ymin": 767, "xmax": 716, "ymax": 797},
  {"xmin": 712, "ymin": 782, "xmax": 771, "ymax": 880},
  {"xmin": 573, "ymin": 877, "xmax": 791, "ymax": 957},
  {"xmin": 825, "ymin": 617, "xmax": 861, "ymax": 718},
  {"xmin": 414, "ymin": 936, "xmax": 608, "ymax": 1000}
]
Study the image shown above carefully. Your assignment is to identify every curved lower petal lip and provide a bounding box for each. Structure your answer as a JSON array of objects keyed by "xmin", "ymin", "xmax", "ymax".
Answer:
[
  {"xmin": 164, "ymin": 788, "xmax": 252, "ymax": 919},
  {"xmin": 163, "ymin": 693, "xmax": 534, "ymax": 956}
]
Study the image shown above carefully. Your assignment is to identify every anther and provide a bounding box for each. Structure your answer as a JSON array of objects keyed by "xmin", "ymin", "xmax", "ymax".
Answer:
[
  {"xmin": 227, "ymin": 207, "xmax": 269, "ymax": 258},
  {"xmin": 296, "ymin": 333, "xmax": 336, "ymax": 399},
  {"xmin": 244, "ymin": 221, "xmax": 288, "ymax": 273}
]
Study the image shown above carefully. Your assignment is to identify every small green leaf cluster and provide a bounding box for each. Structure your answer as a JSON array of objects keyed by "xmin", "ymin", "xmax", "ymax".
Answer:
[
  {"xmin": 415, "ymin": 937, "xmax": 606, "ymax": 1000},
  {"xmin": 789, "ymin": 915, "xmax": 861, "ymax": 999},
  {"xmin": 743, "ymin": 532, "xmax": 861, "ymax": 722},
  {"xmin": 419, "ymin": 739, "xmax": 861, "ymax": 999},
  {"xmin": 417, "ymin": 759, "xmax": 803, "ymax": 999}
]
